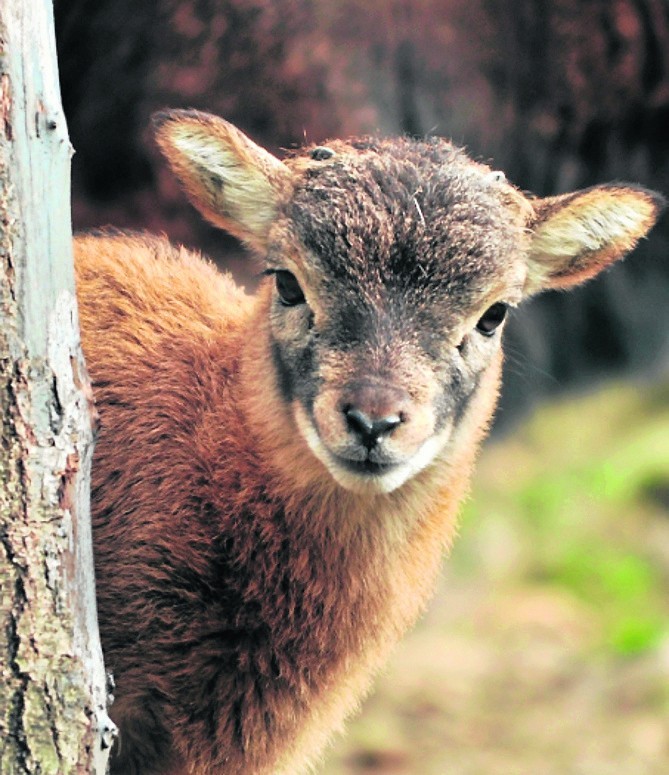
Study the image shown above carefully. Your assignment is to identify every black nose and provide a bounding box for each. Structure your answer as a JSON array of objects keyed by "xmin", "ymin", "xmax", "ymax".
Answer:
[{"xmin": 345, "ymin": 406, "xmax": 402, "ymax": 447}]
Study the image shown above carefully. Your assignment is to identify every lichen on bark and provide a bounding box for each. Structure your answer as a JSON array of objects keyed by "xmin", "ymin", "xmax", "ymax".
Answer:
[{"xmin": 0, "ymin": 1, "xmax": 114, "ymax": 772}]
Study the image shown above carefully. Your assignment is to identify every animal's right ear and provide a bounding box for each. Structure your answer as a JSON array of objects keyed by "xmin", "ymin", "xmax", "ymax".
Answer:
[{"xmin": 153, "ymin": 110, "xmax": 291, "ymax": 251}]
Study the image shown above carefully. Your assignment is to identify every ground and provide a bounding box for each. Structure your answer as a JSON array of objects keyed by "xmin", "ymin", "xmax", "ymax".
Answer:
[{"xmin": 323, "ymin": 380, "xmax": 669, "ymax": 774}]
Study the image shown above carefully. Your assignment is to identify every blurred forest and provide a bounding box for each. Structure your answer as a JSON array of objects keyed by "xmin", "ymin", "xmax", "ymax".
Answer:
[
  {"xmin": 54, "ymin": 0, "xmax": 669, "ymax": 425},
  {"xmin": 52, "ymin": 2, "xmax": 669, "ymax": 772}
]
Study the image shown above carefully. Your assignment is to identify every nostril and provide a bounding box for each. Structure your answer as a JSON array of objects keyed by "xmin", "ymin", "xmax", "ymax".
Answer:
[
  {"xmin": 345, "ymin": 406, "xmax": 402, "ymax": 446},
  {"xmin": 345, "ymin": 406, "xmax": 374, "ymax": 437},
  {"xmin": 372, "ymin": 414, "xmax": 402, "ymax": 436}
]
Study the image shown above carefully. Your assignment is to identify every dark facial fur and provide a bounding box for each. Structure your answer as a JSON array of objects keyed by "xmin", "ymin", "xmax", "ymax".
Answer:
[{"xmin": 265, "ymin": 137, "xmax": 529, "ymax": 493}]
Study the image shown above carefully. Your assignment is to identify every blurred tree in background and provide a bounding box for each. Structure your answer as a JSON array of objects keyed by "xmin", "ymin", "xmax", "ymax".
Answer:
[{"xmin": 54, "ymin": 0, "xmax": 668, "ymax": 425}]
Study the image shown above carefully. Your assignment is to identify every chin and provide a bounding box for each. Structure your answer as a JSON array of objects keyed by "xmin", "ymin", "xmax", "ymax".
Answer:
[{"xmin": 327, "ymin": 463, "xmax": 413, "ymax": 495}]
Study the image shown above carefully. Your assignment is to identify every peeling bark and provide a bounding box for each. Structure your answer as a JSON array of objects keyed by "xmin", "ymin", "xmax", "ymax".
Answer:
[{"xmin": 0, "ymin": 1, "xmax": 114, "ymax": 773}]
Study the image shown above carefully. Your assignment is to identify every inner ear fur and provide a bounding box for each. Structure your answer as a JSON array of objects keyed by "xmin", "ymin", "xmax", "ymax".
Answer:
[
  {"xmin": 525, "ymin": 183, "xmax": 665, "ymax": 294},
  {"xmin": 153, "ymin": 109, "xmax": 291, "ymax": 250}
]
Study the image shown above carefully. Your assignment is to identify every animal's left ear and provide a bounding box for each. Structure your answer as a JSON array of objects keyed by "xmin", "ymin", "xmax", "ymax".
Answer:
[{"xmin": 524, "ymin": 184, "xmax": 665, "ymax": 295}]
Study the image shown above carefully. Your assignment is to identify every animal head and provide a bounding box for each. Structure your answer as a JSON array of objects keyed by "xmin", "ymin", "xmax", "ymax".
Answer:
[{"xmin": 154, "ymin": 110, "xmax": 664, "ymax": 495}]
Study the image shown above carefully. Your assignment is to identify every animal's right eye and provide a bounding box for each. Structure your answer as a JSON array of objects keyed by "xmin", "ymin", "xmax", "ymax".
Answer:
[{"xmin": 275, "ymin": 271, "xmax": 306, "ymax": 307}]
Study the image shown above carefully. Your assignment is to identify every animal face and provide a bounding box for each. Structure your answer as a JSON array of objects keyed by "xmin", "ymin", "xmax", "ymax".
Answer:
[
  {"xmin": 154, "ymin": 110, "xmax": 664, "ymax": 494},
  {"xmin": 263, "ymin": 140, "xmax": 530, "ymax": 493}
]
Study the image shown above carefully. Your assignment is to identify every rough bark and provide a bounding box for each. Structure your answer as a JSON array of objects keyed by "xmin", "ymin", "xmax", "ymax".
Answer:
[{"xmin": 0, "ymin": 1, "xmax": 115, "ymax": 772}]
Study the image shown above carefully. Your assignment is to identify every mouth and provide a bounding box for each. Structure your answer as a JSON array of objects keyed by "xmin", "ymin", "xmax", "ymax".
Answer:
[{"xmin": 334, "ymin": 456, "xmax": 400, "ymax": 477}]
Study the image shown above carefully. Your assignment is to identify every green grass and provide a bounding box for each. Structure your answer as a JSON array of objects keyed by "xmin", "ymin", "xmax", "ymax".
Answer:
[{"xmin": 457, "ymin": 379, "xmax": 669, "ymax": 657}]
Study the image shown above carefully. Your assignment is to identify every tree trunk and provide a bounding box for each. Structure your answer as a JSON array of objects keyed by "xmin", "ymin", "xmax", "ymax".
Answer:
[{"xmin": 0, "ymin": 1, "xmax": 115, "ymax": 772}]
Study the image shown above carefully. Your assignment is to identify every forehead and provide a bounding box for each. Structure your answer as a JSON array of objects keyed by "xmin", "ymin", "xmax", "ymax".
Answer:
[{"xmin": 282, "ymin": 137, "xmax": 529, "ymax": 309}]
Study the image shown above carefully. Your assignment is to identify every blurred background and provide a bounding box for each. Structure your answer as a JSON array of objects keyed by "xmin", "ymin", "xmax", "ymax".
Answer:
[{"xmin": 54, "ymin": 1, "xmax": 669, "ymax": 772}]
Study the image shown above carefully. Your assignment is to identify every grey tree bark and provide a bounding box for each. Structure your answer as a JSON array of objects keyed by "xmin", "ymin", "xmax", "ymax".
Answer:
[{"xmin": 0, "ymin": 1, "xmax": 115, "ymax": 772}]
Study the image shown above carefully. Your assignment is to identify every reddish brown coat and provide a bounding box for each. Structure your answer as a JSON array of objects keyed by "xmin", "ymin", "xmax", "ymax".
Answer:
[
  {"xmin": 75, "ymin": 111, "xmax": 664, "ymax": 775},
  {"xmin": 75, "ymin": 232, "xmax": 495, "ymax": 774}
]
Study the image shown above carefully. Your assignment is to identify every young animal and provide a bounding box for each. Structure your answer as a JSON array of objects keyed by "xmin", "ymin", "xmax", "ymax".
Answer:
[{"xmin": 74, "ymin": 110, "xmax": 664, "ymax": 775}]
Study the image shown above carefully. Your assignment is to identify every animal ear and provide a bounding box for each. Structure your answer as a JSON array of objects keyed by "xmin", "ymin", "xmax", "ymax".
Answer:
[
  {"xmin": 524, "ymin": 184, "xmax": 665, "ymax": 295},
  {"xmin": 153, "ymin": 109, "xmax": 291, "ymax": 250}
]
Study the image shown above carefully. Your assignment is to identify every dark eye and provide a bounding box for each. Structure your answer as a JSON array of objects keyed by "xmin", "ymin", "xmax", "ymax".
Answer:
[
  {"xmin": 275, "ymin": 270, "xmax": 305, "ymax": 307},
  {"xmin": 476, "ymin": 302, "xmax": 508, "ymax": 336}
]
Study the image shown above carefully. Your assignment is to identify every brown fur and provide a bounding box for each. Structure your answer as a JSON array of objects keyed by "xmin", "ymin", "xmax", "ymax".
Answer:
[{"xmin": 75, "ymin": 112, "xmax": 664, "ymax": 774}]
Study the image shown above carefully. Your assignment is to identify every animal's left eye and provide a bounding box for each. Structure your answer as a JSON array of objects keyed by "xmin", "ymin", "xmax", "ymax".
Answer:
[
  {"xmin": 476, "ymin": 302, "xmax": 508, "ymax": 336},
  {"xmin": 275, "ymin": 271, "xmax": 306, "ymax": 307}
]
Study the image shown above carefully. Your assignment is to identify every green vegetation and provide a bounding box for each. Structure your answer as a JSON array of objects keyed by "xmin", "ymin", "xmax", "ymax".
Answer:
[{"xmin": 458, "ymin": 380, "xmax": 669, "ymax": 657}]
